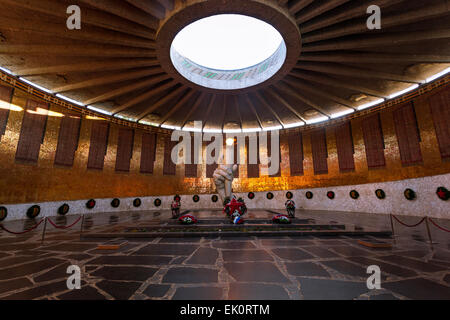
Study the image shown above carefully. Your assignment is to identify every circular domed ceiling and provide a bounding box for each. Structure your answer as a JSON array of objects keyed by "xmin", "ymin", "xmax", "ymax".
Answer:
[{"xmin": 0, "ymin": 0, "xmax": 448, "ymax": 131}]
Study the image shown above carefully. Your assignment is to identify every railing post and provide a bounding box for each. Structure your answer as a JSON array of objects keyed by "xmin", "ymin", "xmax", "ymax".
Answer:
[
  {"xmin": 389, "ymin": 214, "xmax": 395, "ymax": 241},
  {"xmin": 41, "ymin": 217, "xmax": 48, "ymax": 245},
  {"xmin": 425, "ymin": 218, "xmax": 435, "ymax": 247},
  {"xmin": 79, "ymin": 214, "xmax": 85, "ymax": 240}
]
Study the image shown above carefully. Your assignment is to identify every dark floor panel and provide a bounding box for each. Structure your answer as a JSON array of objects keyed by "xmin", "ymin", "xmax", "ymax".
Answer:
[
  {"xmin": 2, "ymin": 280, "xmax": 68, "ymax": 300},
  {"xmin": 285, "ymin": 262, "xmax": 330, "ymax": 277},
  {"xmin": 172, "ymin": 286, "xmax": 224, "ymax": 300},
  {"xmin": 143, "ymin": 284, "xmax": 171, "ymax": 298},
  {"xmin": 158, "ymin": 238, "xmax": 202, "ymax": 243},
  {"xmin": 88, "ymin": 255, "xmax": 172, "ymax": 266},
  {"xmin": 302, "ymin": 246, "xmax": 340, "ymax": 258},
  {"xmin": 134, "ymin": 244, "xmax": 198, "ymax": 256},
  {"xmin": 222, "ymin": 250, "xmax": 273, "ymax": 262},
  {"xmin": 162, "ymin": 267, "xmax": 218, "ymax": 283},
  {"xmin": 347, "ymin": 256, "xmax": 418, "ymax": 277},
  {"xmin": 57, "ymin": 285, "xmax": 106, "ymax": 300},
  {"xmin": 96, "ymin": 280, "xmax": 141, "ymax": 300},
  {"xmin": 212, "ymin": 241, "xmax": 256, "ymax": 250},
  {"xmin": 185, "ymin": 247, "xmax": 218, "ymax": 265},
  {"xmin": 383, "ymin": 278, "xmax": 450, "ymax": 300},
  {"xmin": 271, "ymin": 248, "xmax": 314, "ymax": 261},
  {"xmin": 329, "ymin": 246, "xmax": 375, "ymax": 257},
  {"xmin": 0, "ymin": 277, "xmax": 33, "ymax": 295},
  {"xmin": 0, "ymin": 258, "xmax": 65, "ymax": 280},
  {"xmin": 228, "ymin": 283, "xmax": 289, "ymax": 300},
  {"xmin": 370, "ymin": 293, "xmax": 399, "ymax": 300},
  {"xmin": 381, "ymin": 255, "xmax": 447, "ymax": 273},
  {"xmin": 321, "ymin": 260, "xmax": 370, "ymax": 278},
  {"xmin": 224, "ymin": 262, "xmax": 290, "ymax": 283},
  {"xmin": 34, "ymin": 262, "xmax": 72, "ymax": 283},
  {"xmin": 43, "ymin": 243, "xmax": 97, "ymax": 252},
  {"xmin": 260, "ymin": 239, "xmax": 314, "ymax": 247},
  {"xmin": 298, "ymin": 278, "xmax": 369, "ymax": 300},
  {"xmin": 91, "ymin": 266, "xmax": 158, "ymax": 281}
]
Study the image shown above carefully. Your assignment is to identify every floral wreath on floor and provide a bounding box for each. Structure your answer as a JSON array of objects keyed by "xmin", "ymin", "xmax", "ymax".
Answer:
[
  {"xmin": 224, "ymin": 197, "xmax": 245, "ymax": 224},
  {"xmin": 285, "ymin": 200, "xmax": 296, "ymax": 218},
  {"xmin": 272, "ymin": 214, "xmax": 292, "ymax": 224},
  {"xmin": 178, "ymin": 214, "xmax": 198, "ymax": 225}
]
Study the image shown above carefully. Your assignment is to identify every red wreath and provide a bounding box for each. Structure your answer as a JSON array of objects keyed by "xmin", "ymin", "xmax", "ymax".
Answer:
[{"xmin": 223, "ymin": 198, "xmax": 243, "ymax": 217}]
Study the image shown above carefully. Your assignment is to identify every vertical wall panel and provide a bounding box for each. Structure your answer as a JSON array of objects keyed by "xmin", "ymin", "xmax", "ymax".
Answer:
[
  {"xmin": 335, "ymin": 122, "xmax": 355, "ymax": 172},
  {"xmin": 393, "ymin": 102, "xmax": 423, "ymax": 166},
  {"xmin": 267, "ymin": 131, "xmax": 281, "ymax": 177},
  {"xmin": 287, "ymin": 131, "xmax": 304, "ymax": 176},
  {"xmin": 429, "ymin": 86, "xmax": 450, "ymax": 160},
  {"xmin": 163, "ymin": 135, "xmax": 176, "ymax": 175},
  {"xmin": 15, "ymin": 99, "xmax": 48, "ymax": 163},
  {"xmin": 233, "ymin": 142, "xmax": 240, "ymax": 177},
  {"xmin": 185, "ymin": 136, "xmax": 198, "ymax": 178},
  {"xmin": 362, "ymin": 113, "xmax": 386, "ymax": 168},
  {"xmin": 206, "ymin": 137, "xmax": 219, "ymax": 178},
  {"xmin": 0, "ymin": 85, "xmax": 13, "ymax": 138},
  {"xmin": 311, "ymin": 128, "xmax": 328, "ymax": 175},
  {"xmin": 140, "ymin": 132, "xmax": 157, "ymax": 174},
  {"xmin": 54, "ymin": 115, "xmax": 81, "ymax": 167},
  {"xmin": 87, "ymin": 121, "xmax": 109, "ymax": 170},
  {"xmin": 246, "ymin": 137, "xmax": 259, "ymax": 178},
  {"xmin": 115, "ymin": 128, "xmax": 134, "ymax": 172}
]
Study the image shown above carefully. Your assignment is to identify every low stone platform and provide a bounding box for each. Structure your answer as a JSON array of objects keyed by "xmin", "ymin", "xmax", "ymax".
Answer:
[{"xmin": 80, "ymin": 210, "xmax": 391, "ymax": 239}]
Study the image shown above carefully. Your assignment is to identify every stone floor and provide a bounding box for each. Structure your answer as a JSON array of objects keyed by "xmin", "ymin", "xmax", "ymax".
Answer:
[{"xmin": 0, "ymin": 210, "xmax": 449, "ymax": 300}]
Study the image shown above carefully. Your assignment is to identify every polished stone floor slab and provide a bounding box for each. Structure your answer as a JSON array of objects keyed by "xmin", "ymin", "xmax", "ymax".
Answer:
[
  {"xmin": 162, "ymin": 267, "xmax": 218, "ymax": 283},
  {"xmin": 285, "ymin": 262, "xmax": 330, "ymax": 277},
  {"xmin": 298, "ymin": 278, "xmax": 369, "ymax": 300},
  {"xmin": 172, "ymin": 286, "xmax": 224, "ymax": 300},
  {"xmin": 0, "ymin": 209, "xmax": 448, "ymax": 300},
  {"xmin": 228, "ymin": 283, "xmax": 289, "ymax": 300},
  {"xmin": 224, "ymin": 262, "xmax": 290, "ymax": 283}
]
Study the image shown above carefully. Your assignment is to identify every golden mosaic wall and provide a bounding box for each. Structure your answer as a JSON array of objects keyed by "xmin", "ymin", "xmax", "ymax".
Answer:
[{"xmin": 0, "ymin": 84, "xmax": 449, "ymax": 205}]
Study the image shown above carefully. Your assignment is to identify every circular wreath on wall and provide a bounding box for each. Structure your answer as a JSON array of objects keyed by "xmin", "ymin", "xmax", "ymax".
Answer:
[
  {"xmin": 0, "ymin": 206, "xmax": 7, "ymax": 222},
  {"xmin": 327, "ymin": 191, "xmax": 335, "ymax": 200},
  {"xmin": 436, "ymin": 187, "xmax": 450, "ymax": 201},
  {"xmin": 57, "ymin": 204, "xmax": 70, "ymax": 216},
  {"xmin": 211, "ymin": 195, "xmax": 219, "ymax": 203},
  {"xmin": 111, "ymin": 198, "xmax": 120, "ymax": 208},
  {"xmin": 154, "ymin": 198, "xmax": 162, "ymax": 207},
  {"xmin": 266, "ymin": 192, "xmax": 274, "ymax": 200},
  {"xmin": 404, "ymin": 188, "xmax": 416, "ymax": 201},
  {"xmin": 305, "ymin": 191, "xmax": 313, "ymax": 199},
  {"xmin": 375, "ymin": 189, "xmax": 386, "ymax": 200},
  {"xmin": 193, "ymin": 195, "xmax": 200, "ymax": 203},
  {"xmin": 86, "ymin": 199, "xmax": 96, "ymax": 209},
  {"xmin": 248, "ymin": 192, "xmax": 255, "ymax": 200},
  {"xmin": 350, "ymin": 190, "xmax": 360, "ymax": 200},
  {"xmin": 286, "ymin": 191, "xmax": 293, "ymax": 199},
  {"xmin": 26, "ymin": 205, "xmax": 41, "ymax": 219},
  {"xmin": 174, "ymin": 194, "xmax": 181, "ymax": 202},
  {"xmin": 133, "ymin": 198, "xmax": 142, "ymax": 208}
]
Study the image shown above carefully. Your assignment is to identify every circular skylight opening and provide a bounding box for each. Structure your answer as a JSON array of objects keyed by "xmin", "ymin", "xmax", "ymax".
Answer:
[{"xmin": 170, "ymin": 14, "xmax": 287, "ymax": 90}]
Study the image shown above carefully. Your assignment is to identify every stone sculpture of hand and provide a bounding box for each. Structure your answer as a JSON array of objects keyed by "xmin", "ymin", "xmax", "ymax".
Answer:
[{"xmin": 213, "ymin": 164, "xmax": 238, "ymax": 204}]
